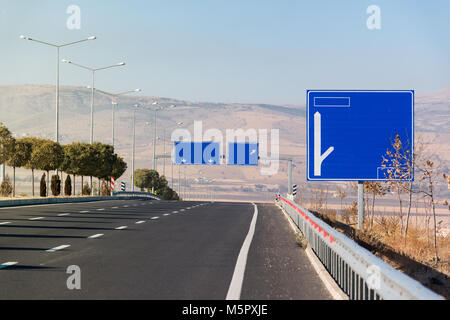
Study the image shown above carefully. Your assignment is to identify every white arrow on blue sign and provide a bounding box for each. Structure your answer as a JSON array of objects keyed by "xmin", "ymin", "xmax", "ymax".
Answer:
[
  {"xmin": 307, "ymin": 90, "xmax": 414, "ymax": 181},
  {"xmin": 227, "ymin": 142, "xmax": 259, "ymax": 165},
  {"xmin": 174, "ymin": 141, "xmax": 220, "ymax": 165}
]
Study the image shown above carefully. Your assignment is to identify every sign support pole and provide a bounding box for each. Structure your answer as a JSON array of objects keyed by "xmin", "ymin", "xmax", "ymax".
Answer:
[{"xmin": 358, "ymin": 181, "xmax": 364, "ymax": 231}]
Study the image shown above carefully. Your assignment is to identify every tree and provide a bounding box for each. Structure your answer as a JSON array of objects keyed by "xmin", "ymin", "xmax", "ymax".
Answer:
[
  {"xmin": 0, "ymin": 174, "xmax": 13, "ymax": 197},
  {"xmin": 134, "ymin": 169, "xmax": 152, "ymax": 191},
  {"xmin": 364, "ymin": 181, "xmax": 386, "ymax": 230},
  {"xmin": 0, "ymin": 123, "xmax": 13, "ymax": 166},
  {"xmin": 64, "ymin": 174, "xmax": 72, "ymax": 196},
  {"xmin": 417, "ymin": 159, "xmax": 442, "ymax": 264},
  {"xmin": 40, "ymin": 173, "xmax": 46, "ymax": 197},
  {"xmin": 381, "ymin": 134, "xmax": 412, "ymax": 235},
  {"xmin": 51, "ymin": 174, "xmax": 61, "ymax": 196},
  {"xmin": 111, "ymin": 156, "xmax": 127, "ymax": 181},
  {"xmin": 6, "ymin": 138, "xmax": 32, "ymax": 197},
  {"xmin": 82, "ymin": 183, "xmax": 91, "ymax": 196},
  {"xmin": 30, "ymin": 139, "xmax": 64, "ymax": 196},
  {"xmin": 23, "ymin": 137, "xmax": 45, "ymax": 196},
  {"xmin": 336, "ymin": 186, "xmax": 347, "ymax": 214}
]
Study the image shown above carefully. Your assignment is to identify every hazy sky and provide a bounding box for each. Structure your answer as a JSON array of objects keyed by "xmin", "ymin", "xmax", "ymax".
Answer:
[{"xmin": 1, "ymin": 0, "xmax": 449, "ymax": 104}]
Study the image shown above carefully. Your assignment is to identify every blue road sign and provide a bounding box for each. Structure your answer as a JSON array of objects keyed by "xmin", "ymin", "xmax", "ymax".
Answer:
[
  {"xmin": 307, "ymin": 90, "xmax": 414, "ymax": 181},
  {"xmin": 174, "ymin": 141, "xmax": 220, "ymax": 165},
  {"xmin": 227, "ymin": 142, "xmax": 259, "ymax": 165}
]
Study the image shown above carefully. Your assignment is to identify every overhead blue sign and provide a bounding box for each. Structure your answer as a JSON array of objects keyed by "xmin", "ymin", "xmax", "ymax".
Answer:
[
  {"xmin": 227, "ymin": 142, "xmax": 259, "ymax": 165},
  {"xmin": 174, "ymin": 141, "xmax": 220, "ymax": 165},
  {"xmin": 307, "ymin": 90, "xmax": 414, "ymax": 181}
]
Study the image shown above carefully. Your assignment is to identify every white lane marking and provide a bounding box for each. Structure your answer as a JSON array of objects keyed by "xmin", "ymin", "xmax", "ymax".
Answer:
[
  {"xmin": 180, "ymin": 209, "xmax": 185, "ymax": 212},
  {"xmin": 0, "ymin": 261, "xmax": 18, "ymax": 269},
  {"xmin": 46, "ymin": 245, "xmax": 70, "ymax": 252},
  {"xmin": 79, "ymin": 210, "xmax": 90, "ymax": 213},
  {"xmin": 172, "ymin": 211, "xmax": 178, "ymax": 213},
  {"xmin": 136, "ymin": 221, "xmax": 146, "ymax": 224},
  {"xmin": 88, "ymin": 233, "xmax": 104, "ymax": 239},
  {"xmin": 58, "ymin": 213, "xmax": 70, "ymax": 216},
  {"xmin": 112, "ymin": 206, "xmax": 119, "ymax": 209},
  {"xmin": 97, "ymin": 208, "xmax": 105, "ymax": 211},
  {"xmin": 226, "ymin": 203, "xmax": 258, "ymax": 300},
  {"xmin": 115, "ymin": 226, "xmax": 128, "ymax": 230},
  {"xmin": 29, "ymin": 217, "xmax": 44, "ymax": 220},
  {"xmin": 0, "ymin": 222, "xmax": 11, "ymax": 225},
  {"xmin": 163, "ymin": 213, "xmax": 170, "ymax": 216},
  {"xmin": 123, "ymin": 205, "xmax": 129, "ymax": 208},
  {"xmin": 186, "ymin": 207, "xmax": 191, "ymax": 210},
  {"xmin": 151, "ymin": 217, "xmax": 159, "ymax": 220}
]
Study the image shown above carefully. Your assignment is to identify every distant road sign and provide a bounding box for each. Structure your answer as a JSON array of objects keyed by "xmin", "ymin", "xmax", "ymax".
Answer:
[
  {"xmin": 227, "ymin": 142, "xmax": 258, "ymax": 165},
  {"xmin": 174, "ymin": 141, "xmax": 220, "ymax": 165},
  {"xmin": 307, "ymin": 90, "xmax": 414, "ymax": 181}
]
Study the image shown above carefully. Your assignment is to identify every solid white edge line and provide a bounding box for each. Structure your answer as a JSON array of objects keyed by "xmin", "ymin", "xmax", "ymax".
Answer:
[
  {"xmin": 226, "ymin": 202, "xmax": 258, "ymax": 300},
  {"xmin": 46, "ymin": 245, "xmax": 70, "ymax": 252}
]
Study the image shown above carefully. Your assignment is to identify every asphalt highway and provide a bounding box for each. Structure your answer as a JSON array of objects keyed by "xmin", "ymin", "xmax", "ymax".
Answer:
[{"xmin": 0, "ymin": 199, "xmax": 331, "ymax": 299}]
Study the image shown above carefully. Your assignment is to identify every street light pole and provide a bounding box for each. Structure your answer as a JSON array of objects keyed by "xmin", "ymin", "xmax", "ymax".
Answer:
[
  {"xmin": 62, "ymin": 60, "xmax": 125, "ymax": 195},
  {"xmin": 62, "ymin": 60, "xmax": 125, "ymax": 143},
  {"xmin": 91, "ymin": 88, "xmax": 141, "ymax": 149},
  {"xmin": 20, "ymin": 35, "xmax": 96, "ymax": 144},
  {"xmin": 132, "ymin": 109, "xmax": 136, "ymax": 192}
]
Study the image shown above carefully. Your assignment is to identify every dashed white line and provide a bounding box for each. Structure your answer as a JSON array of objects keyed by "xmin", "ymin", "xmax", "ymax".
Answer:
[
  {"xmin": 29, "ymin": 217, "xmax": 44, "ymax": 220},
  {"xmin": 46, "ymin": 245, "xmax": 70, "ymax": 253},
  {"xmin": 79, "ymin": 210, "xmax": 90, "ymax": 213},
  {"xmin": 151, "ymin": 217, "xmax": 159, "ymax": 220},
  {"xmin": 57, "ymin": 213, "xmax": 70, "ymax": 216},
  {"xmin": 123, "ymin": 205, "xmax": 129, "ymax": 208},
  {"xmin": 0, "ymin": 261, "xmax": 18, "ymax": 269},
  {"xmin": 111, "ymin": 206, "xmax": 119, "ymax": 209},
  {"xmin": 115, "ymin": 226, "xmax": 128, "ymax": 230},
  {"xmin": 172, "ymin": 211, "xmax": 178, "ymax": 213},
  {"xmin": 97, "ymin": 208, "xmax": 105, "ymax": 211},
  {"xmin": 88, "ymin": 234, "xmax": 104, "ymax": 239},
  {"xmin": 0, "ymin": 222, "xmax": 11, "ymax": 225},
  {"xmin": 135, "ymin": 221, "xmax": 146, "ymax": 224},
  {"xmin": 180, "ymin": 209, "xmax": 185, "ymax": 212},
  {"xmin": 163, "ymin": 213, "xmax": 170, "ymax": 216}
]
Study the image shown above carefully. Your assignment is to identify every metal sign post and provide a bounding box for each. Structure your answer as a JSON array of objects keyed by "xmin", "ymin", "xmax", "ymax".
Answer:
[{"xmin": 307, "ymin": 90, "xmax": 414, "ymax": 231}]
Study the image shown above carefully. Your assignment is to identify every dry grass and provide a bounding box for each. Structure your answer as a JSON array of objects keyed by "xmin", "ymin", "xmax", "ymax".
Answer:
[{"xmin": 304, "ymin": 200, "xmax": 450, "ymax": 298}]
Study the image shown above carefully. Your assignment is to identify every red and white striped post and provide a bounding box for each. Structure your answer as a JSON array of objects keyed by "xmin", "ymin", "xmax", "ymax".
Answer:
[{"xmin": 110, "ymin": 177, "xmax": 115, "ymax": 191}]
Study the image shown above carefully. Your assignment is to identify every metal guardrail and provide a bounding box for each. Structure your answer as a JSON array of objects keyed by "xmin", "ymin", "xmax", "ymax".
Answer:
[
  {"xmin": 112, "ymin": 191, "xmax": 161, "ymax": 200},
  {"xmin": 277, "ymin": 195, "xmax": 444, "ymax": 300}
]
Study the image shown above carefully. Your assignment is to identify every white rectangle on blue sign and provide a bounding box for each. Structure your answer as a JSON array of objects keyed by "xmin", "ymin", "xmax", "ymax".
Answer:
[
  {"xmin": 307, "ymin": 90, "xmax": 414, "ymax": 181},
  {"xmin": 227, "ymin": 142, "xmax": 258, "ymax": 165},
  {"xmin": 174, "ymin": 141, "xmax": 220, "ymax": 165}
]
